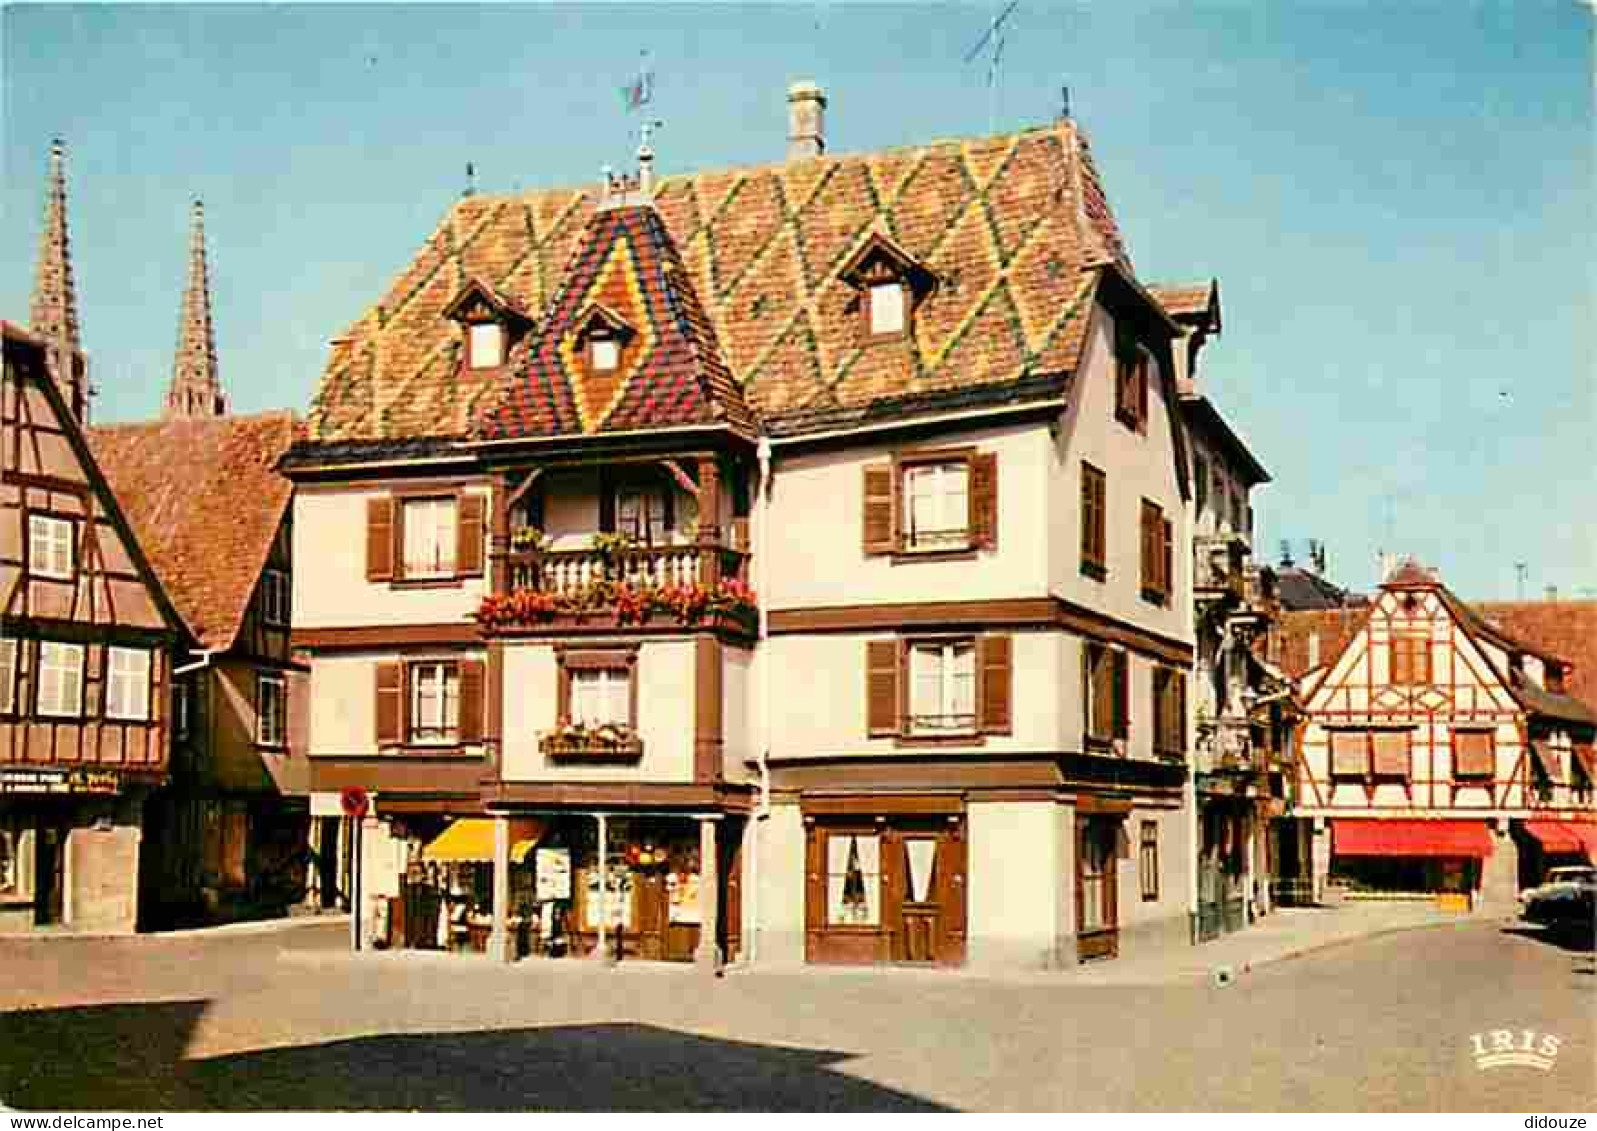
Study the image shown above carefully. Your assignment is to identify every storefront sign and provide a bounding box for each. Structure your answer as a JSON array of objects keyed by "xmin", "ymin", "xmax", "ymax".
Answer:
[
  {"xmin": 667, "ymin": 870, "xmax": 701, "ymax": 925},
  {"xmin": 0, "ymin": 768, "xmax": 119, "ymax": 795},
  {"xmin": 584, "ymin": 869, "xmax": 633, "ymax": 929},
  {"xmin": 535, "ymin": 847, "xmax": 571, "ymax": 901}
]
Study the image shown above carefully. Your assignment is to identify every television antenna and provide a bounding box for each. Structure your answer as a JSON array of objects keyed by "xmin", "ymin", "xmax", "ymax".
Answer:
[{"xmin": 963, "ymin": 0, "xmax": 1020, "ymax": 134}]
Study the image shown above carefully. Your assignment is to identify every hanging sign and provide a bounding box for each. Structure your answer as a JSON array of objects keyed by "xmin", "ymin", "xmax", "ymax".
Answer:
[
  {"xmin": 340, "ymin": 786, "xmax": 370, "ymax": 819},
  {"xmin": 0, "ymin": 768, "xmax": 119, "ymax": 795}
]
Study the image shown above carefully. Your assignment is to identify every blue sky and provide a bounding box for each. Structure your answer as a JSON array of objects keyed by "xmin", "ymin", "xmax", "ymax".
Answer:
[{"xmin": 3, "ymin": 2, "xmax": 1591, "ymax": 600}]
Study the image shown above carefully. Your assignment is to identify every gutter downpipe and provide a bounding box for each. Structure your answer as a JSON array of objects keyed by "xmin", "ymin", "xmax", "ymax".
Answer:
[
  {"xmin": 748, "ymin": 436, "xmax": 774, "ymax": 964},
  {"xmin": 173, "ymin": 648, "xmax": 219, "ymax": 677}
]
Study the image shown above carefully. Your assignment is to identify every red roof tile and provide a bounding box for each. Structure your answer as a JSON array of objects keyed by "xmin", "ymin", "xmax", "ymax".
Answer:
[
  {"xmin": 88, "ymin": 412, "xmax": 296, "ymax": 651},
  {"xmin": 1476, "ymin": 600, "xmax": 1597, "ymax": 715},
  {"xmin": 302, "ymin": 120, "xmax": 1125, "ymax": 446}
]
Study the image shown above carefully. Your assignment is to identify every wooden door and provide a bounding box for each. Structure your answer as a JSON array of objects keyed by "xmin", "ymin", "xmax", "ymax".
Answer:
[
  {"xmin": 888, "ymin": 821, "xmax": 967, "ymax": 966},
  {"xmin": 35, "ymin": 824, "xmax": 64, "ymax": 926},
  {"xmin": 1075, "ymin": 816, "xmax": 1119, "ymax": 962}
]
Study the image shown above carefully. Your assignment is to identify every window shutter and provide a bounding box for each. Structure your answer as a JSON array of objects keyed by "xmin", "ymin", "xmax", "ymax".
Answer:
[
  {"xmin": 861, "ymin": 464, "xmax": 896, "ymax": 555},
  {"xmin": 1082, "ymin": 639, "xmax": 1095, "ymax": 740},
  {"xmin": 1079, "ymin": 468, "xmax": 1094, "ymax": 565},
  {"xmin": 1112, "ymin": 650, "xmax": 1129, "ymax": 739},
  {"xmin": 1137, "ymin": 353, "xmax": 1150, "ymax": 424},
  {"xmin": 1175, "ymin": 671, "xmax": 1187, "ymax": 753},
  {"xmin": 1372, "ymin": 730, "xmax": 1410, "ymax": 777},
  {"xmin": 375, "ymin": 662, "xmax": 403, "ymax": 746},
  {"xmin": 457, "ymin": 494, "xmax": 485, "ymax": 578},
  {"xmin": 978, "ymin": 634, "xmax": 1012, "ymax": 735},
  {"xmin": 366, "ymin": 498, "xmax": 394, "ymax": 582},
  {"xmin": 1330, "ymin": 731, "xmax": 1366, "ymax": 776},
  {"xmin": 1454, "ymin": 730, "xmax": 1493, "ymax": 777},
  {"xmin": 866, "ymin": 640, "xmax": 900, "ymax": 737},
  {"xmin": 969, "ymin": 452, "xmax": 998, "ymax": 550},
  {"xmin": 1139, "ymin": 503, "xmax": 1154, "ymax": 591},
  {"xmin": 1390, "ymin": 639, "xmax": 1411, "ymax": 686},
  {"xmin": 1160, "ymin": 517, "xmax": 1174, "ymax": 599},
  {"xmin": 458, "ymin": 658, "xmax": 485, "ymax": 743}
]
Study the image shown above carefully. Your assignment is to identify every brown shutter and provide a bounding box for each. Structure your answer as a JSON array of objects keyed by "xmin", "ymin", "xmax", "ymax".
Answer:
[
  {"xmin": 1175, "ymin": 671, "xmax": 1187, "ymax": 754},
  {"xmin": 1453, "ymin": 729, "xmax": 1494, "ymax": 777},
  {"xmin": 1160, "ymin": 517, "xmax": 1173, "ymax": 600},
  {"xmin": 1079, "ymin": 466, "xmax": 1094, "ymax": 566},
  {"xmin": 1082, "ymin": 639, "xmax": 1095, "ymax": 741},
  {"xmin": 866, "ymin": 640, "xmax": 901, "ymax": 737},
  {"xmin": 1330, "ymin": 731, "xmax": 1367, "ymax": 776},
  {"xmin": 366, "ymin": 497, "xmax": 395, "ymax": 582},
  {"xmin": 969, "ymin": 452, "xmax": 998, "ymax": 550},
  {"xmin": 458, "ymin": 659, "xmax": 485, "ymax": 743},
  {"xmin": 1390, "ymin": 639, "xmax": 1411, "ymax": 686},
  {"xmin": 1112, "ymin": 649, "xmax": 1129, "ymax": 739},
  {"xmin": 862, "ymin": 463, "xmax": 896, "ymax": 555},
  {"xmin": 457, "ymin": 494, "xmax": 485, "ymax": 578},
  {"xmin": 1372, "ymin": 729, "xmax": 1410, "ymax": 777},
  {"xmin": 978, "ymin": 634, "xmax": 1012, "ymax": 735},
  {"xmin": 375, "ymin": 662, "xmax": 403, "ymax": 746},
  {"xmin": 1137, "ymin": 353, "xmax": 1150, "ymax": 424},
  {"xmin": 1093, "ymin": 472, "xmax": 1107, "ymax": 565}
]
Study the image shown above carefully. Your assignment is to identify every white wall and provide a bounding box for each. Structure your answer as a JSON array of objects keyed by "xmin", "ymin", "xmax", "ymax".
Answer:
[
  {"xmin": 753, "ymin": 803, "xmax": 807, "ymax": 963},
  {"xmin": 499, "ymin": 638, "xmax": 695, "ymax": 783},
  {"xmin": 966, "ymin": 801, "xmax": 1062, "ymax": 969},
  {"xmin": 1049, "ymin": 303, "xmax": 1188, "ymax": 644},
  {"xmin": 722, "ymin": 645, "xmax": 754, "ymax": 782},
  {"xmin": 763, "ymin": 422, "xmax": 1052, "ymax": 609},
  {"xmin": 292, "ymin": 482, "xmax": 490, "ymax": 629},
  {"xmin": 308, "ymin": 650, "xmax": 487, "ymax": 757}
]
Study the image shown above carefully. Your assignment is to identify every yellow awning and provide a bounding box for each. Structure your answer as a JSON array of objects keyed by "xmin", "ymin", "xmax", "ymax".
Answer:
[{"xmin": 421, "ymin": 819, "xmax": 540, "ymax": 864}]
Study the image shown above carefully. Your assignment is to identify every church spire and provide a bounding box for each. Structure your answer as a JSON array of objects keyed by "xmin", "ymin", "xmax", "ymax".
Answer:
[
  {"xmin": 165, "ymin": 198, "xmax": 227, "ymax": 419},
  {"xmin": 29, "ymin": 138, "xmax": 89, "ymax": 421}
]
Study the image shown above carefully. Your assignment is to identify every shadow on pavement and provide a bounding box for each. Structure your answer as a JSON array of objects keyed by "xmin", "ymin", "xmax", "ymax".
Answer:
[
  {"xmin": 1500, "ymin": 924, "xmax": 1595, "ymax": 955},
  {"xmin": 0, "ymin": 1000, "xmax": 947, "ymax": 1112}
]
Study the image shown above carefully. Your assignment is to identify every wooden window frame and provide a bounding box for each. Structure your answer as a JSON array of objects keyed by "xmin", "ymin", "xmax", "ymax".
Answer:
[
  {"xmin": 555, "ymin": 646, "xmax": 640, "ymax": 730},
  {"xmin": 104, "ymin": 645, "xmax": 152, "ymax": 723},
  {"xmin": 1139, "ymin": 821, "xmax": 1159, "ymax": 902},
  {"xmin": 1152, "ymin": 665, "xmax": 1187, "ymax": 760},
  {"xmin": 0, "ymin": 637, "xmax": 15, "ymax": 717},
  {"xmin": 864, "ymin": 279, "xmax": 909, "ymax": 342},
  {"xmin": 1139, "ymin": 498, "xmax": 1171, "ymax": 606},
  {"xmin": 26, "ymin": 511, "xmax": 76, "ymax": 582},
  {"xmin": 1079, "ymin": 461, "xmax": 1107, "ymax": 581},
  {"xmin": 867, "ymin": 634, "xmax": 1011, "ymax": 744},
  {"xmin": 35, "ymin": 639, "xmax": 85, "ymax": 719},
  {"xmin": 406, "ymin": 658, "xmax": 462, "ymax": 747},
  {"xmin": 395, "ymin": 493, "xmax": 460, "ymax": 585},
  {"xmin": 864, "ymin": 447, "xmax": 997, "ymax": 561},
  {"xmin": 902, "ymin": 636, "xmax": 979, "ymax": 740},
  {"xmin": 255, "ymin": 672, "xmax": 287, "ymax": 749},
  {"xmin": 1450, "ymin": 727, "xmax": 1495, "ymax": 781},
  {"xmin": 260, "ymin": 567, "xmax": 290, "ymax": 628},
  {"xmin": 370, "ymin": 487, "xmax": 486, "ymax": 588},
  {"xmin": 1389, "ymin": 633, "xmax": 1432, "ymax": 686},
  {"xmin": 1083, "ymin": 640, "xmax": 1129, "ymax": 752},
  {"xmin": 465, "ymin": 320, "xmax": 506, "ymax": 370}
]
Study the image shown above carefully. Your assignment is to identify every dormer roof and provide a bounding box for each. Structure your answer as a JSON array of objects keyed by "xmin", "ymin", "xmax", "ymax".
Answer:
[
  {"xmin": 838, "ymin": 230, "xmax": 939, "ymax": 300},
  {"xmin": 442, "ymin": 275, "xmax": 532, "ymax": 326}
]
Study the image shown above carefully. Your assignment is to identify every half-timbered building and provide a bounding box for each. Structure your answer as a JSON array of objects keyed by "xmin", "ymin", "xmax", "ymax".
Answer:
[
  {"xmin": 1, "ymin": 321, "xmax": 185, "ymax": 931},
  {"xmin": 285, "ymin": 87, "xmax": 1202, "ymax": 969},
  {"xmin": 1282, "ymin": 560, "xmax": 1596, "ymax": 910}
]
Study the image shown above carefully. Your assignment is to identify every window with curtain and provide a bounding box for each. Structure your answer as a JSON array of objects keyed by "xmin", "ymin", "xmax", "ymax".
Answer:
[
  {"xmin": 826, "ymin": 832, "xmax": 880, "ymax": 926},
  {"xmin": 902, "ymin": 461, "xmax": 970, "ymax": 551},
  {"xmin": 408, "ymin": 661, "xmax": 460, "ymax": 744},
  {"xmin": 907, "ymin": 639, "xmax": 976, "ymax": 734},
  {"xmin": 401, "ymin": 497, "xmax": 457, "ymax": 578}
]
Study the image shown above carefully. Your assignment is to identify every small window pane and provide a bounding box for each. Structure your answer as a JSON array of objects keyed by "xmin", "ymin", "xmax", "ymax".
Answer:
[
  {"xmin": 38, "ymin": 642, "xmax": 84, "ymax": 717},
  {"xmin": 903, "ymin": 462, "xmax": 969, "ymax": 550},
  {"xmin": 469, "ymin": 323, "xmax": 504, "ymax": 368},
  {"xmin": 402, "ymin": 498, "xmax": 456, "ymax": 578},
  {"xmin": 826, "ymin": 833, "xmax": 880, "ymax": 925},
  {"xmin": 106, "ymin": 647, "xmax": 151, "ymax": 721},
  {"xmin": 256, "ymin": 675, "xmax": 286, "ymax": 746},
  {"xmin": 591, "ymin": 338, "xmax": 619, "ymax": 371},
  {"xmin": 29, "ymin": 515, "xmax": 73, "ymax": 579},
  {"xmin": 0, "ymin": 639, "xmax": 15, "ymax": 714},
  {"xmin": 572, "ymin": 668, "xmax": 628, "ymax": 726},
  {"xmin": 869, "ymin": 283, "xmax": 905, "ymax": 335}
]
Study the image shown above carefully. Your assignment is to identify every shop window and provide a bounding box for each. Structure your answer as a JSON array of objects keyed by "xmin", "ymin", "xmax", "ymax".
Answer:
[
  {"xmin": 907, "ymin": 639, "xmax": 976, "ymax": 735},
  {"xmin": 1451, "ymin": 728, "xmax": 1495, "ymax": 780},
  {"xmin": 401, "ymin": 497, "xmax": 458, "ymax": 580},
  {"xmin": 37, "ymin": 641, "xmax": 84, "ymax": 718},
  {"xmin": 0, "ymin": 822, "xmax": 16, "ymax": 894},
  {"xmin": 1083, "ymin": 641, "xmax": 1128, "ymax": 749},
  {"xmin": 0, "ymin": 637, "xmax": 15, "ymax": 715},
  {"xmin": 826, "ymin": 832, "xmax": 880, "ymax": 926},
  {"xmin": 1139, "ymin": 821, "xmax": 1159, "ymax": 902},
  {"xmin": 255, "ymin": 673, "xmax": 286, "ymax": 747},
  {"xmin": 28, "ymin": 514, "xmax": 74, "ymax": 580},
  {"xmin": 1390, "ymin": 634, "xmax": 1431, "ymax": 686},
  {"xmin": 105, "ymin": 646, "xmax": 151, "ymax": 722},
  {"xmin": 408, "ymin": 661, "xmax": 460, "ymax": 745},
  {"xmin": 1079, "ymin": 825, "xmax": 1112, "ymax": 932}
]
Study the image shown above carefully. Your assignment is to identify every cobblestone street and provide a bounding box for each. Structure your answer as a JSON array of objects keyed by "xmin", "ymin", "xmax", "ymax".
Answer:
[{"xmin": 2, "ymin": 916, "xmax": 1592, "ymax": 1111}]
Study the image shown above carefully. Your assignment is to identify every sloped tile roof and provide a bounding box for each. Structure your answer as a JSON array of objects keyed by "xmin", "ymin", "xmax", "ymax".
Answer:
[
  {"xmin": 1148, "ymin": 283, "xmax": 1213, "ymax": 319},
  {"xmin": 1477, "ymin": 600, "xmax": 1597, "ymax": 716},
  {"xmin": 1276, "ymin": 566, "xmax": 1366, "ymax": 611},
  {"xmin": 477, "ymin": 205, "xmax": 755, "ymax": 441},
  {"xmin": 88, "ymin": 411, "xmax": 296, "ymax": 651},
  {"xmin": 1278, "ymin": 608, "xmax": 1368, "ymax": 679},
  {"xmin": 302, "ymin": 119, "xmax": 1127, "ymax": 448}
]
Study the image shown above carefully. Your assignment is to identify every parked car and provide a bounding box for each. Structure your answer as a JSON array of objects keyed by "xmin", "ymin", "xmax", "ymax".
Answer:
[{"xmin": 1519, "ymin": 866, "xmax": 1596, "ymax": 934}]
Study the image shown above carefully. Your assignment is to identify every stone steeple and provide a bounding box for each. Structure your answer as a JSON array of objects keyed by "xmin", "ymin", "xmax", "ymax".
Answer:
[
  {"xmin": 164, "ymin": 199, "xmax": 228, "ymax": 419},
  {"xmin": 29, "ymin": 139, "xmax": 90, "ymax": 422}
]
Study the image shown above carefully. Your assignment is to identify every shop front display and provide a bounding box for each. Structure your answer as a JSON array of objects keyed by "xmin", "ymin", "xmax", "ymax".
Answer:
[{"xmin": 803, "ymin": 809, "xmax": 967, "ymax": 967}]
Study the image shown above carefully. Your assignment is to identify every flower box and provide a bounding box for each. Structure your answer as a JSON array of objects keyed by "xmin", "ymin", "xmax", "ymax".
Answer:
[{"xmin": 539, "ymin": 724, "xmax": 644, "ymax": 761}]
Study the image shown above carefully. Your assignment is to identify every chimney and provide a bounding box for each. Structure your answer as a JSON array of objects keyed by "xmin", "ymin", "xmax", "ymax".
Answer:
[
  {"xmin": 1545, "ymin": 584, "xmax": 1559, "ymax": 602},
  {"xmin": 787, "ymin": 80, "xmax": 826, "ymax": 160}
]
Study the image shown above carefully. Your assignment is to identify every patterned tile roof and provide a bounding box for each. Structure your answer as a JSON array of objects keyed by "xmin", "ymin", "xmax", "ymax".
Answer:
[
  {"xmin": 1477, "ymin": 600, "xmax": 1597, "ymax": 715},
  {"xmin": 477, "ymin": 205, "xmax": 755, "ymax": 441},
  {"xmin": 88, "ymin": 412, "xmax": 296, "ymax": 651},
  {"xmin": 302, "ymin": 119, "xmax": 1128, "ymax": 448}
]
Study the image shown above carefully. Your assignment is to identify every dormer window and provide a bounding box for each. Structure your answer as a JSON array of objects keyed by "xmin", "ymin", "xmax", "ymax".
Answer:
[
  {"xmin": 841, "ymin": 232, "xmax": 937, "ymax": 343},
  {"xmin": 869, "ymin": 282, "xmax": 906, "ymax": 336},
  {"xmin": 468, "ymin": 322, "xmax": 504, "ymax": 369},
  {"xmin": 591, "ymin": 335, "xmax": 620, "ymax": 372},
  {"xmin": 574, "ymin": 303, "xmax": 635, "ymax": 377}
]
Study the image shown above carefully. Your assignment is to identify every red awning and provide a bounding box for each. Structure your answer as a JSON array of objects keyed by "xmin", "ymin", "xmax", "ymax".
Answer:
[
  {"xmin": 1521, "ymin": 820, "xmax": 1587, "ymax": 856},
  {"xmin": 1332, "ymin": 819, "xmax": 1494, "ymax": 859}
]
